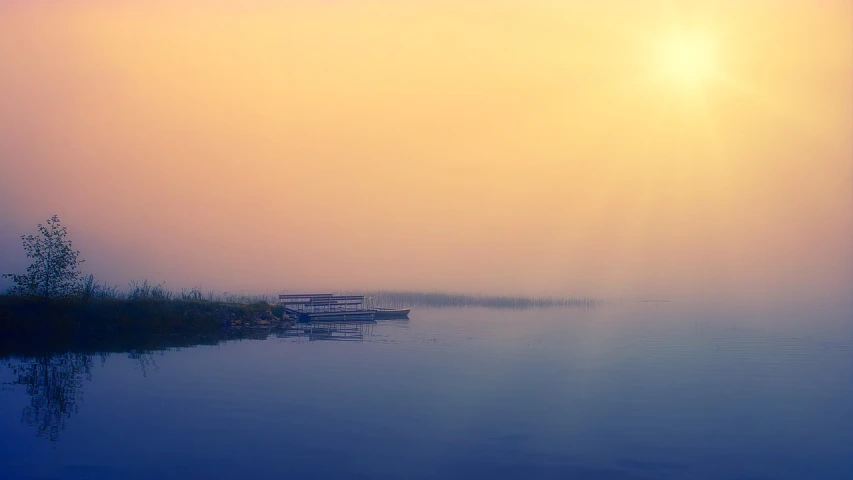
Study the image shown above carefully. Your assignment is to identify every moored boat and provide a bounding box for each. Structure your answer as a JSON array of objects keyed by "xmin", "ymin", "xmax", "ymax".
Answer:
[
  {"xmin": 373, "ymin": 307, "xmax": 410, "ymax": 319},
  {"xmin": 279, "ymin": 294, "xmax": 412, "ymax": 322}
]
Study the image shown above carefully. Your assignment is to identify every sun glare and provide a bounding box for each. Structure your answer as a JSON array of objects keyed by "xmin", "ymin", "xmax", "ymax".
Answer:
[{"xmin": 655, "ymin": 33, "xmax": 718, "ymax": 90}]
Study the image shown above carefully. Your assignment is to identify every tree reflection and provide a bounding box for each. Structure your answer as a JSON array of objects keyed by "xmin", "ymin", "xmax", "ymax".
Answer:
[
  {"xmin": 4, "ymin": 352, "xmax": 163, "ymax": 441},
  {"xmin": 5, "ymin": 353, "xmax": 96, "ymax": 442},
  {"xmin": 2, "ymin": 328, "xmax": 275, "ymax": 442}
]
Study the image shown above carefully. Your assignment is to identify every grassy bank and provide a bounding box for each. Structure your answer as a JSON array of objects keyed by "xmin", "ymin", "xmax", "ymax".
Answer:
[{"xmin": 0, "ymin": 295, "xmax": 288, "ymax": 358}]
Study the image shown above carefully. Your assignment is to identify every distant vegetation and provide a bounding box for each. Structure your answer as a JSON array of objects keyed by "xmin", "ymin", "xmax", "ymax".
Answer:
[{"xmin": 359, "ymin": 290, "xmax": 600, "ymax": 309}]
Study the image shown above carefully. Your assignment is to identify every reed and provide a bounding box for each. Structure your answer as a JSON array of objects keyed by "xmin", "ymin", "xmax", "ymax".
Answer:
[{"xmin": 0, "ymin": 280, "xmax": 285, "ymax": 356}]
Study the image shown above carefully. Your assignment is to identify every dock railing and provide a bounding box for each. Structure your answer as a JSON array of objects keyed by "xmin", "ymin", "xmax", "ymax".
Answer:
[{"xmin": 279, "ymin": 294, "xmax": 366, "ymax": 313}]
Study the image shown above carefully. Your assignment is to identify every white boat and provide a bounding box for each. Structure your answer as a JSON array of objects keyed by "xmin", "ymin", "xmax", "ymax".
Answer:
[{"xmin": 373, "ymin": 307, "xmax": 410, "ymax": 319}]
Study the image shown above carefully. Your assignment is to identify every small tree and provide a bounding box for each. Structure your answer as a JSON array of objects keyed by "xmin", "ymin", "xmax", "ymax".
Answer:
[{"xmin": 3, "ymin": 215, "xmax": 84, "ymax": 299}]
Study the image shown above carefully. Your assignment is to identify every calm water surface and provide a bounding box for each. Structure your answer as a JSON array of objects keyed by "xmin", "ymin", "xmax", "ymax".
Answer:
[{"xmin": 2, "ymin": 304, "xmax": 852, "ymax": 479}]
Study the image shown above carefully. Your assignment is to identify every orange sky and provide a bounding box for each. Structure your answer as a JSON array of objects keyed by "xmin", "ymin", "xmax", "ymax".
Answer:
[{"xmin": 1, "ymin": 1, "xmax": 851, "ymax": 302}]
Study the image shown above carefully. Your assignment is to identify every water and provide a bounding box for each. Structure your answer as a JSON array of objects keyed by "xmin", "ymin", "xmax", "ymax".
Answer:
[{"xmin": 2, "ymin": 304, "xmax": 852, "ymax": 479}]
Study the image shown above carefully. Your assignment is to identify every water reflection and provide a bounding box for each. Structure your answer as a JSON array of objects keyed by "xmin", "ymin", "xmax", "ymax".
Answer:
[
  {"xmin": 5, "ymin": 354, "xmax": 96, "ymax": 442},
  {"xmin": 1, "ymin": 328, "xmax": 280, "ymax": 442},
  {"xmin": 3, "ymin": 352, "xmax": 163, "ymax": 442},
  {"xmin": 1, "ymin": 321, "xmax": 390, "ymax": 441},
  {"xmin": 2, "ymin": 306, "xmax": 852, "ymax": 479},
  {"xmin": 278, "ymin": 321, "xmax": 376, "ymax": 342}
]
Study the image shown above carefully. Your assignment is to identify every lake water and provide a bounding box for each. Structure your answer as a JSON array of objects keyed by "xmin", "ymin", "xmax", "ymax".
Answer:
[{"xmin": 2, "ymin": 304, "xmax": 852, "ymax": 479}]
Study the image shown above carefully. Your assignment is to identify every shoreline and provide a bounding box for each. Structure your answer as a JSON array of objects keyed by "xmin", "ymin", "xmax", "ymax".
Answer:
[{"xmin": 0, "ymin": 296, "xmax": 293, "ymax": 358}]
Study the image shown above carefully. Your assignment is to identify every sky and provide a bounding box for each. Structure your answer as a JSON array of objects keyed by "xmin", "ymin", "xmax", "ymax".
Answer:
[{"xmin": 1, "ymin": 0, "xmax": 851, "ymax": 303}]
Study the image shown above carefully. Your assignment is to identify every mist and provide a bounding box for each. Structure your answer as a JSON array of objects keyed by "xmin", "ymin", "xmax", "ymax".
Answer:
[{"xmin": 1, "ymin": 1, "xmax": 851, "ymax": 304}]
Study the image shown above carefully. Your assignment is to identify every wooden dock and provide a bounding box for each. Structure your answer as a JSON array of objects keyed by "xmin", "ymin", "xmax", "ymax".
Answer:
[
  {"xmin": 278, "ymin": 293, "xmax": 411, "ymax": 321},
  {"xmin": 279, "ymin": 294, "xmax": 376, "ymax": 322}
]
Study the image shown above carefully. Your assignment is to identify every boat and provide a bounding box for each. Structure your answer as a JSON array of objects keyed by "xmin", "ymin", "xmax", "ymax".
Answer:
[{"xmin": 373, "ymin": 307, "xmax": 410, "ymax": 319}]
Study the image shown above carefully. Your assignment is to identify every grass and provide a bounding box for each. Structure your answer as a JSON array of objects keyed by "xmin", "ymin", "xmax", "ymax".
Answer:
[
  {"xmin": 78, "ymin": 277, "xmax": 273, "ymax": 304},
  {"xmin": 0, "ymin": 280, "xmax": 289, "ymax": 359}
]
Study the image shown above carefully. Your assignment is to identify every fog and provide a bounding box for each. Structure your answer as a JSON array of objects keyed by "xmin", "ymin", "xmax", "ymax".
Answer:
[{"xmin": 1, "ymin": 1, "xmax": 851, "ymax": 303}]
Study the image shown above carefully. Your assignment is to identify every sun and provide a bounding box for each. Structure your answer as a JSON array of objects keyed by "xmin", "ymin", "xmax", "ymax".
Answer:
[{"xmin": 654, "ymin": 32, "xmax": 719, "ymax": 90}]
